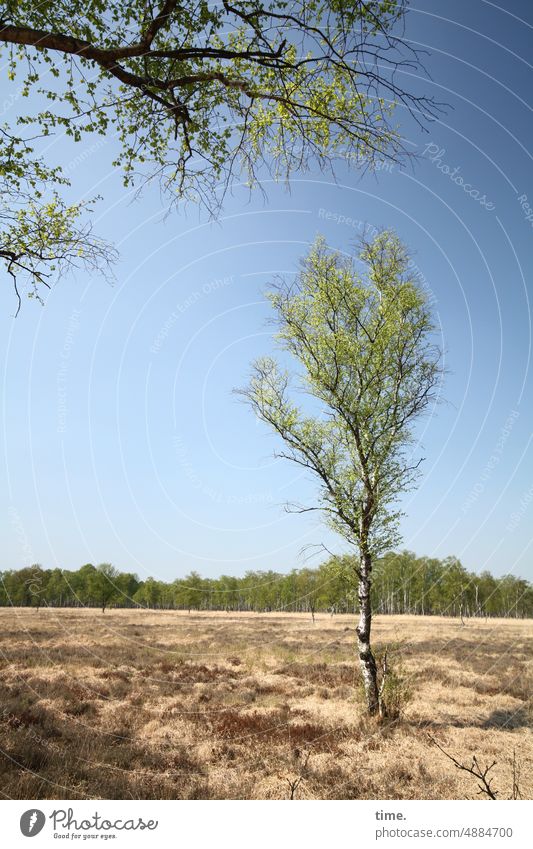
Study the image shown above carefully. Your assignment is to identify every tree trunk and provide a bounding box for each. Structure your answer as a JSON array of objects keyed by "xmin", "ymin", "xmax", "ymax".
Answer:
[{"xmin": 356, "ymin": 551, "xmax": 380, "ymax": 714}]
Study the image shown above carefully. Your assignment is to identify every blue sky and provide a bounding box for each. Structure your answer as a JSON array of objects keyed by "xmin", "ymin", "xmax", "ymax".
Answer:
[{"xmin": 1, "ymin": 0, "xmax": 532, "ymax": 582}]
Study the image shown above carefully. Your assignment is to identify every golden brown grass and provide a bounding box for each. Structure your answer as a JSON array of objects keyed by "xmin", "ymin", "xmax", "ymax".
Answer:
[{"xmin": 0, "ymin": 608, "xmax": 531, "ymax": 800}]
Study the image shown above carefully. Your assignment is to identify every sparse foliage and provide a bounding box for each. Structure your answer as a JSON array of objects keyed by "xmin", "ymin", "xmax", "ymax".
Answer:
[
  {"xmin": 430, "ymin": 738, "xmax": 526, "ymax": 801},
  {"xmin": 0, "ymin": 129, "xmax": 116, "ymax": 314},
  {"xmin": 238, "ymin": 231, "xmax": 443, "ymax": 714},
  {"xmin": 429, "ymin": 737, "xmax": 499, "ymax": 800},
  {"xmin": 0, "ymin": 1, "xmax": 438, "ymax": 213},
  {"xmin": 89, "ymin": 562, "xmax": 121, "ymax": 613}
]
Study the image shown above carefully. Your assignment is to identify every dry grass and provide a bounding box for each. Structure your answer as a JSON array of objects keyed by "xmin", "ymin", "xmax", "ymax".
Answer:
[{"xmin": 0, "ymin": 608, "xmax": 531, "ymax": 800}]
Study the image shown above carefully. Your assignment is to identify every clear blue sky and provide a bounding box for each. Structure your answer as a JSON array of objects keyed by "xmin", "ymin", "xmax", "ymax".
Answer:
[{"xmin": 1, "ymin": 0, "xmax": 532, "ymax": 583}]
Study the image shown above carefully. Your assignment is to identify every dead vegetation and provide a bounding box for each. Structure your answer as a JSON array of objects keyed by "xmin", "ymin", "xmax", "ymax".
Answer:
[{"xmin": 0, "ymin": 609, "xmax": 530, "ymax": 799}]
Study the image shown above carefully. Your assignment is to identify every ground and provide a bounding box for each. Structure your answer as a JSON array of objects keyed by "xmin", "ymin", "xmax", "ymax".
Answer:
[{"xmin": 0, "ymin": 608, "xmax": 531, "ymax": 800}]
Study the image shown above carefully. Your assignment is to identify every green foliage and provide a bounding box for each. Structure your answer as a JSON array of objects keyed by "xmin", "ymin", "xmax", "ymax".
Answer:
[
  {"xmin": 239, "ymin": 231, "xmax": 443, "ymax": 559},
  {"xmin": 0, "ymin": 1, "xmax": 435, "ymax": 213},
  {"xmin": 0, "ymin": 2, "xmax": 437, "ymax": 310},
  {"xmin": 1, "ymin": 553, "xmax": 531, "ymax": 617},
  {"xmin": 173, "ymin": 571, "xmax": 205, "ymax": 610},
  {"xmin": 88, "ymin": 562, "xmax": 121, "ymax": 611}
]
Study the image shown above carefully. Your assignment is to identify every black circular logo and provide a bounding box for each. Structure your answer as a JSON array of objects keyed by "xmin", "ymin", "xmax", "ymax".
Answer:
[{"xmin": 20, "ymin": 809, "xmax": 46, "ymax": 837}]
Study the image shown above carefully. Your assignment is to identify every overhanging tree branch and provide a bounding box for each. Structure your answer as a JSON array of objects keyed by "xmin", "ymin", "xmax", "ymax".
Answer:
[{"xmin": 0, "ymin": 1, "xmax": 442, "ymax": 216}]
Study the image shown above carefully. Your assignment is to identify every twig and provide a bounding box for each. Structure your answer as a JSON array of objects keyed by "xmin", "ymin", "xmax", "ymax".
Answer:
[{"xmin": 428, "ymin": 736, "xmax": 499, "ymax": 799}]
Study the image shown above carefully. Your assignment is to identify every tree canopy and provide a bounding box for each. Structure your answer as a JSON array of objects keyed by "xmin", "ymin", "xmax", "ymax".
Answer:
[
  {"xmin": 0, "ymin": 1, "xmax": 438, "ymax": 310},
  {"xmin": 238, "ymin": 230, "xmax": 443, "ymax": 713},
  {"xmin": 0, "ymin": 128, "xmax": 116, "ymax": 314}
]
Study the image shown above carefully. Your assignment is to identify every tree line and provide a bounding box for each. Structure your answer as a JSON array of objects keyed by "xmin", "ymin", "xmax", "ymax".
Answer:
[{"xmin": 1, "ymin": 553, "xmax": 531, "ymax": 618}]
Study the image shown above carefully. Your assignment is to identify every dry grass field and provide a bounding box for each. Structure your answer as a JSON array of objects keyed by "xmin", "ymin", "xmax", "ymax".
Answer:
[{"xmin": 0, "ymin": 608, "xmax": 531, "ymax": 800}]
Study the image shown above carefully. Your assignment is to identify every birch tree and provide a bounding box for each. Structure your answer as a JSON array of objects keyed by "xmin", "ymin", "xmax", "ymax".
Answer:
[
  {"xmin": 237, "ymin": 231, "xmax": 443, "ymax": 715},
  {"xmin": 0, "ymin": 130, "xmax": 116, "ymax": 314}
]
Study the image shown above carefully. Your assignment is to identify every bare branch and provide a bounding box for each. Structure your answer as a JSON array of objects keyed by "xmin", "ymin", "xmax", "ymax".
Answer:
[{"xmin": 428, "ymin": 737, "xmax": 499, "ymax": 800}]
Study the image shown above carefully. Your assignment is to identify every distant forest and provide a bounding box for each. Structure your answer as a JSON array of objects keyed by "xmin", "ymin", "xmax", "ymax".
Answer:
[{"xmin": 1, "ymin": 552, "xmax": 532, "ymax": 618}]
